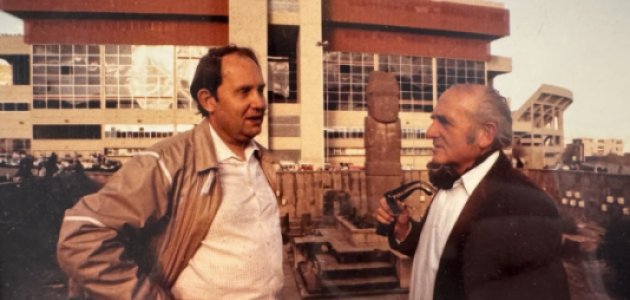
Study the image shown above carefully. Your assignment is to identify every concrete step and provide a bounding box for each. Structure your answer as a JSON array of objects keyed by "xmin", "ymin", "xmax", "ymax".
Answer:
[
  {"xmin": 320, "ymin": 275, "xmax": 400, "ymax": 292},
  {"xmin": 315, "ymin": 254, "xmax": 396, "ymax": 279}
]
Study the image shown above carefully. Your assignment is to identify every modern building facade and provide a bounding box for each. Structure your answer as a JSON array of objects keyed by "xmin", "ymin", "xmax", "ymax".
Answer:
[
  {"xmin": 0, "ymin": 0, "xmax": 511, "ymax": 169},
  {"xmin": 572, "ymin": 138, "xmax": 624, "ymax": 159},
  {"xmin": 511, "ymin": 84, "xmax": 573, "ymax": 169}
]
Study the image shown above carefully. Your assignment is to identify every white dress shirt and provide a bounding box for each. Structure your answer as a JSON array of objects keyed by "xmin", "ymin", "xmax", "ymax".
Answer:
[
  {"xmin": 409, "ymin": 151, "xmax": 499, "ymax": 300},
  {"xmin": 171, "ymin": 125, "xmax": 283, "ymax": 300}
]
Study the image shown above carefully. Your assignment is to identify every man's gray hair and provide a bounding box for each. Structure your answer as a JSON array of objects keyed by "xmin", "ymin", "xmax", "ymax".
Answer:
[
  {"xmin": 454, "ymin": 84, "xmax": 512, "ymax": 150},
  {"xmin": 471, "ymin": 86, "xmax": 512, "ymax": 150}
]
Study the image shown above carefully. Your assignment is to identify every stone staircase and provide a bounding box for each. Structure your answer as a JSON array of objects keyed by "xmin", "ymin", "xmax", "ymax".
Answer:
[{"xmin": 290, "ymin": 227, "xmax": 410, "ymax": 298}]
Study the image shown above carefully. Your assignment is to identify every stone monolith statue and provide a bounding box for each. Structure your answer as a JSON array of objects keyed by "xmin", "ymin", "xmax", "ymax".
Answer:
[{"xmin": 365, "ymin": 71, "xmax": 402, "ymax": 219}]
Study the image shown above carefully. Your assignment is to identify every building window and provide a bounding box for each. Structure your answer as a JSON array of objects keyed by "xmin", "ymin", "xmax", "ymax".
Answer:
[
  {"xmin": 104, "ymin": 147, "xmax": 145, "ymax": 156},
  {"xmin": 379, "ymin": 54, "xmax": 433, "ymax": 112},
  {"xmin": 436, "ymin": 58, "xmax": 485, "ymax": 98},
  {"xmin": 401, "ymin": 147, "xmax": 433, "ymax": 156},
  {"xmin": 401, "ymin": 128, "xmax": 428, "ymax": 140},
  {"xmin": 0, "ymin": 55, "xmax": 30, "ymax": 85},
  {"xmin": 327, "ymin": 147, "xmax": 366, "ymax": 157},
  {"xmin": 104, "ymin": 124, "xmax": 175, "ymax": 139},
  {"xmin": 176, "ymin": 46, "xmax": 210, "ymax": 110},
  {"xmin": 324, "ymin": 127, "xmax": 364, "ymax": 139},
  {"xmin": 0, "ymin": 102, "xmax": 29, "ymax": 111},
  {"xmin": 33, "ymin": 125, "xmax": 102, "ymax": 139},
  {"xmin": 324, "ymin": 52, "xmax": 374, "ymax": 111},
  {"xmin": 268, "ymin": 58, "xmax": 297, "ymax": 103},
  {"xmin": 32, "ymin": 45, "xmax": 101, "ymax": 109},
  {"xmin": 0, "ymin": 138, "xmax": 31, "ymax": 155},
  {"xmin": 105, "ymin": 45, "xmax": 174, "ymax": 110}
]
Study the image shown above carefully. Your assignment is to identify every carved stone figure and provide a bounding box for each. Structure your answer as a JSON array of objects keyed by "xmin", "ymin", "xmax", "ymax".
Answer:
[{"xmin": 364, "ymin": 71, "xmax": 402, "ymax": 217}]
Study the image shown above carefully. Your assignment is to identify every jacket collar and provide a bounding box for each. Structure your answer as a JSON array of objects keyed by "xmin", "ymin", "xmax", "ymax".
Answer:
[
  {"xmin": 193, "ymin": 118, "xmax": 219, "ymax": 173},
  {"xmin": 448, "ymin": 150, "xmax": 513, "ymax": 240},
  {"xmin": 193, "ymin": 118, "xmax": 275, "ymax": 173}
]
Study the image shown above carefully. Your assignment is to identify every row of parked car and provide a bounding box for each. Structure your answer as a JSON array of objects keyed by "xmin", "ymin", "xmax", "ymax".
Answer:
[{"xmin": 0, "ymin": 154, "xmax": 122, "ymax": 172}]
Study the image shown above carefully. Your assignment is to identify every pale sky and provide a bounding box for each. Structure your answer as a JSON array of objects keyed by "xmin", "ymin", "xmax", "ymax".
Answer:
[
  {"xmin": 491, "ymin": 0, "xmax": 630, "ymax": 152},
  {"xmin": 1, "ymin": 1, "xmax": 630, "ymax": 152}
]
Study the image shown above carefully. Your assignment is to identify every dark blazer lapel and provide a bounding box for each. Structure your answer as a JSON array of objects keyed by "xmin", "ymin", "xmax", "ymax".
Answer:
[{"xmin": 447, "ymin": 152, "xmax": 512, "ymax": 245}]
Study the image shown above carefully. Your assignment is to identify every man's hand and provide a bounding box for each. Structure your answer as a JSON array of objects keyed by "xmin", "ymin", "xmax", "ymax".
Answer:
[{"xmin": 374, "ymin": 197, "xmax": 410, "ymax": 241}]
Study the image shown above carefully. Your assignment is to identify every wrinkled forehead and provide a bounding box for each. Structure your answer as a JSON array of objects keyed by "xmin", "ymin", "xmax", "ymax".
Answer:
[{"xmin": 438, "ymin": 87, "xmax": 484, "ymax": 111}]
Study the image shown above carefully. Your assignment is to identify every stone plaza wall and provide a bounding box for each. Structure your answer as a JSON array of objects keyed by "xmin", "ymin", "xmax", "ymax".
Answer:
[
  {"xmin": 280, "ymin": 169, "xmax": 630, "ymax": 227},
  {"xmin": 277, "ymin": 170, "xmax": 433, "ymax": 222},
  {"xmin": 522, "ymin": 169, "xmax": 630, "ymax": 226}
]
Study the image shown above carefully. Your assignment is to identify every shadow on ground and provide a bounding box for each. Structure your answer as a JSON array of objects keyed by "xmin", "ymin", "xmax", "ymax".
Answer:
[{"xmin": 0, "ymin": 174, "xmax": 99, "ymax": 300}]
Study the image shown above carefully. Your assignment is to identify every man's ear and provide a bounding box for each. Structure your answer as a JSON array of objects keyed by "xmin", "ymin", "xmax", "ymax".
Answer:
[
  {"xmin": 197, "ymin": 89, "xmax": 217, "ymax": 114},
  {"xmin": 478, "ymin": 122, "xmax": 497, "ymax": 149}
]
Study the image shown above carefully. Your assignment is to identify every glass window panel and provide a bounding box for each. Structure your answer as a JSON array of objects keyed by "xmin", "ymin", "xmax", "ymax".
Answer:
[
  {"xmin": 33, "ymin": 99, "xmax": 46, "ymax": 109},
  {"xmin": 47, "ymin": 66, "xmax": 60, "ymax": 75},
  {"xmin": 33, "ymin": 45, "xmax": 46, "ymax": 55},
  {"xmin": 17, "ymin": 103, "xmax": 29, "ymax": 111},
  {"xmin": 89, "ymin": 100, "xmax": 100, "ymax": 109},
  {"xmin": 33, "ymin": 56, "xmax": 46, "ymax": 65},
  {"xmin": 74, "ymin": 45, "xmax": 87, "ymax": 54},
  {"xmin": 61, "ymin": 86, "xmax": 73, "ymax": 94},
  {"xmin": 47, "ymin": 99, "xmax": 60, "ymax": 109},
  {"xmin": 105, "ymin": 45, "xmax": 118, "ymax": 54},
  {"xmin": 48, "ymin": 85, "xmax": 61, "ymax": 94},
  {"xmin": 119, "ymin": 56, "xmax": 132, "ymax": 65},
  {"xmin": 46, "ymin": 56, "xmax": 60, "ymax": 65},
  {"xmin": 88, "ymin": 56, "xmax": 100, "ymax": 66},
  {"xmin": 46, "ymin": 45, "xmax": 60, "ymax": 54},
  {"xmin": 74, "ymin": 86, "xmax": 87, "ymax": 94},
  {"xmin": 33, "ymin": 86, "xmax": 47, "ymax": 95},
  {"xmin": 60, "ymin": 65, "xmax": 72, "ymax": 75},
  {"xmin": 61, "ymin": 56, "xmax": 73, "ymax": 65},
  {"xmin": 119, "ymin": 45, "xmax": 132, "ymax": 54},
  {"xmin": 33, "ymin": 76, "xmax": 46, "ymax": 85},
  {"xmin": 3, "ymin": 103, "xmax": 15, "ymax": 111},
  {"xmin": 105, "ymin": 99, "xmax": 118, "ymax": 109},
  {"xmin": 88, "ymin": 76, "xmax": 100, "ymax": 85},
  {"xmin": 88, "ymin": 86, "xmax": 100, "ymax": 95},
  {"xmin": 61, "ymin": 99, "xmax": 74, "ymax": 109},
  {"xmin": 120, "ymin": 99, "xmax": 133, "ymax": 109},
  {"xmin": 73, "ymin": 56, "xmax": 87, "ymax": 65},
  {"xmin": 88, "ymin": 45, "xmax": 100, "ymax": 55},
  {"xmin": 105, "ymin": 56, "xmax": 118, "ymax": 65},
  {"xmin": 61, "ymin": 77, "xmax": 73, "ymax": 85},
  {"xmin": 74, "ymin": 76, "xmax": 87, "ymax": 85},
  {"xmin": 105, "ymin": 76, "xmax": 118, "ymax": 85}
]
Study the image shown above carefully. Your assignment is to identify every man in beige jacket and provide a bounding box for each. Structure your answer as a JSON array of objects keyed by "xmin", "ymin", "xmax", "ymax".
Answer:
[{"xmin": 57, "ymin": 45, "xmax": 283, "ymax": 300}]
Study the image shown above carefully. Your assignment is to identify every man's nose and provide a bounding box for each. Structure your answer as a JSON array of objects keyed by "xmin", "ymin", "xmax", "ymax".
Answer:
[
  {"xmin": 426, "ymin": 122, "xmax": 439, "ymax": 138},
  {"xmin": 250, "ymin": 91, "xmax": 267, "ymax": 111}
]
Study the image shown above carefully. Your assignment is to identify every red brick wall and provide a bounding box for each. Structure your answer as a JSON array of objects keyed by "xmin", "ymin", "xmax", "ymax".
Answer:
[
  {"xmin": 24, "ymin": 19, "xmax": 228, "ymax": 45},
  {"xmin": 323, "ymin": 0, "xmax": 509, "ymax": 38},
  {"xmin": 1, "ymin": 0, "xmax": 228, "ymax": 16},
  {"xmin": 324, "ymin": 27, "xmax": 491, "ymax": 61}
]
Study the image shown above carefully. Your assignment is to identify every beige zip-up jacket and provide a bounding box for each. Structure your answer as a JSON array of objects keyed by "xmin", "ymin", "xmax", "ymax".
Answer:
[{"xmin": 57, "ymin": 118, "xmax": 278, "ymax": 300}]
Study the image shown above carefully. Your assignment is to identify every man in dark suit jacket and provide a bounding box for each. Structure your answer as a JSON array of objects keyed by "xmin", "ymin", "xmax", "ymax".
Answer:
[{"xmin": 376, "ymin": 84, "xmax": 570, "ymax": 300}]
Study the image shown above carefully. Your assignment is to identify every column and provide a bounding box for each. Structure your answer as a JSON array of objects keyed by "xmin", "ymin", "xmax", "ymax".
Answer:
[
  {"xmin": 298, "ymin": 0, "xmax": 324, "ymax": 168},
  {"xmin": 229, "ymin": 0, "xmax": 269, "ymax": 147}
]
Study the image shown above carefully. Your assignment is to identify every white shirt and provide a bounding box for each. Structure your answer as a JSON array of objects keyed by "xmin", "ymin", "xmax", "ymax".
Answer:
[
  {"xmin": 171, "ymin": 124, "xmax": 283, "ymax": 300},
  {"xmin": 409, "ymin": 151, "xmax": 499, "ymax": 300}
]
